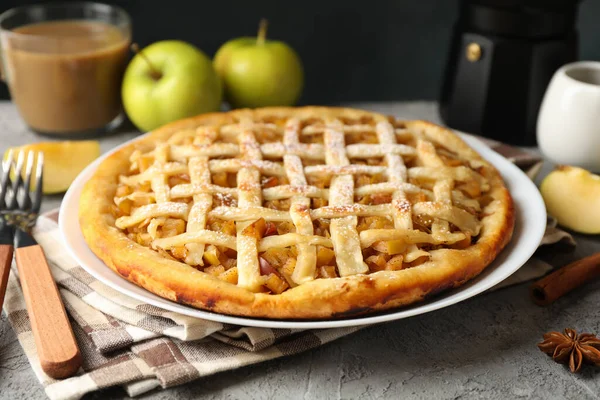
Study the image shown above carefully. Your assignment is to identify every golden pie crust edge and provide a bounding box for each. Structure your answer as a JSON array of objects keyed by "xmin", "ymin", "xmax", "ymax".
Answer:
[{"xmin": 79, "ymin": 106, "xmax": 515, "ymax": 320}]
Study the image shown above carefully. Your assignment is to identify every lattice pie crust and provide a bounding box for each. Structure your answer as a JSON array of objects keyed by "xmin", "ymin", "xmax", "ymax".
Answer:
[{"xmin": 79, "ymin": 107, "xmax": 514, "ymax": 319}]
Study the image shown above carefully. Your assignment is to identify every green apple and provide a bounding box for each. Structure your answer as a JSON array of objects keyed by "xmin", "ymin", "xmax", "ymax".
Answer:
[
  {"xmin": 122, "ymin": 40, "xmax": 222, "ymax": 132},
  {"xmin": 214, "ymin": 20, "xmax": 303, "ymax": 108}
]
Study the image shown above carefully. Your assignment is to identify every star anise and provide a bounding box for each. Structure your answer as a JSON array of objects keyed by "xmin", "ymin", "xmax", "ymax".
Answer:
[{"xmin": 538, "ymin": 328, "xmax": 600, "ymax": 373}]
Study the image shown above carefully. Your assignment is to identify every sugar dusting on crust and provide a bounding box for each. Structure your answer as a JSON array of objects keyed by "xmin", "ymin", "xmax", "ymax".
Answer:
[
  {"xmin": 337, "ymin": 180, "xmax": 353, "ymax": 199},
  {"xmin": 394, "ymin": 199, "xmax": 411, "ymax": 213}
]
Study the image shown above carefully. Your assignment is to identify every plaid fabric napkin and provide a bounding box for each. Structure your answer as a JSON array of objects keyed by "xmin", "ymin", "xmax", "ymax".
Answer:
[{"xmin": 1, "ymin": 138, "xmax": 574, "ymax": 400}]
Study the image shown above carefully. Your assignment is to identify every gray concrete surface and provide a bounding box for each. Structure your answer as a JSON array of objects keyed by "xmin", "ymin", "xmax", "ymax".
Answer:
[{"xmin": 1, "ymin": 101, "xmax": 599, "ymax": 399}]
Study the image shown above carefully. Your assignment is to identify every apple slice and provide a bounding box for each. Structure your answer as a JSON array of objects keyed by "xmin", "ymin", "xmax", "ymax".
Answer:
[
  {"xmin": 4, "ymin": 141, "xmax": 100, "ymax": 194},
  {"xmin": 540, "ymin": 165, "xmax": 600, "ymax": 234}
]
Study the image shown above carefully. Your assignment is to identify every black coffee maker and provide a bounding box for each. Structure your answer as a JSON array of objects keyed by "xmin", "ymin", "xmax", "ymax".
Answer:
[{"xmin": 440, "ymin": 0, "xmax": 581, "ymax": 145}]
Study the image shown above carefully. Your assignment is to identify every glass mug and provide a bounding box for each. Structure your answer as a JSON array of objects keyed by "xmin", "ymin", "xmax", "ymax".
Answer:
[{"xmin": 0, "ymin": 2, "xmax": 131, "ymax": 137}]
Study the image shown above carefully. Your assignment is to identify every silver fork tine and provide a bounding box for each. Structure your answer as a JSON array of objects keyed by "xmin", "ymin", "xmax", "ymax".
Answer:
[
  {"xmin": 32, "ymin": 152, "xmax": 43, "ymax": 214},
  {"xmin": 20, "ymin": 151, "xmax": 35, "ymax": 210},
  {"xmin": 0, "ymin": 149, "xmax": 14, "ymax": 209},
  {"xmin": 7, "ymin": 150, "xmax": 25, "ymax": 210},
  {"xmin": 23, "ymin": 151, "xmax": 35, "ymax": 193}
]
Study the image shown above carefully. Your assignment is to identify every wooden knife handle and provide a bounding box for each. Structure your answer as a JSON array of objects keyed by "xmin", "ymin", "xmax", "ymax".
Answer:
[
  {"xmin": 15, "ymin": 244, "xmax": 81, "ymax": 379},
  {"xmin": 0, "ymin": 244, "xmax": 13, "ymax": 310}
]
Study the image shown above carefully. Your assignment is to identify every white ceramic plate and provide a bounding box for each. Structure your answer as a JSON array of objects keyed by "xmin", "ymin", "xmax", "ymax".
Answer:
[{"xmin": 60, "ymin": 133, "xmax": 546, "ymax": 329}]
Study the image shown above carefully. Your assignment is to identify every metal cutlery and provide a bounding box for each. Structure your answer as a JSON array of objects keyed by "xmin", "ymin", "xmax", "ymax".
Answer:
[{"xmin": 0, "ymin": 149, "xmax": 81, "ymax": 379}]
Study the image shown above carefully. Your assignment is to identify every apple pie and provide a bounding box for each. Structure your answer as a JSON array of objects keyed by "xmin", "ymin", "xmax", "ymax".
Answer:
[{"xmin": 79, "ymin": 107, "xmax": 514, "ymax": 319}]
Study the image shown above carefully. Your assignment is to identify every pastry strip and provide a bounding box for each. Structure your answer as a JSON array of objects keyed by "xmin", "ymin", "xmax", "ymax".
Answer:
[
  {"xmin": 235, "ymin": 127, "xmax": 265, "ymax": 291},
  {"xmin": 283, "ymin": 119, "xmax": 317, "ymax": 284},
  {"xmin": 324, "ymin": 121, "xmax": 368, "ymax": 276}
]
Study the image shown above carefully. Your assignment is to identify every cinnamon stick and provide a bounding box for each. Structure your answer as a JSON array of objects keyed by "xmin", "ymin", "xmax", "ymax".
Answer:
[{"xmin": 530, "ymin": 253, "xmax": 600, "ymax": 306}]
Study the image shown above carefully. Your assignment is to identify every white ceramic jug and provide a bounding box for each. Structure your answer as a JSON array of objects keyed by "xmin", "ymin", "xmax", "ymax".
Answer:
[{"xmin": 537, "ymin": 61, "xmax": 600, "ymax": 172}]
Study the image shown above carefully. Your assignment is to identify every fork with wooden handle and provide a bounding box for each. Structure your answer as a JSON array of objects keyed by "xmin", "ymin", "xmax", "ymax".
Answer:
[{"xmin": 3, "ymin": 150, "xmax": 81, "ymax": 379}]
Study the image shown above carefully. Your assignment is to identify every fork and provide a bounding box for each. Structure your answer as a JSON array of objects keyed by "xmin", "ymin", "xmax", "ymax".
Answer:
[{"xmin": 1, "ymin": 149, "xmax": 81, "ymax": 379}]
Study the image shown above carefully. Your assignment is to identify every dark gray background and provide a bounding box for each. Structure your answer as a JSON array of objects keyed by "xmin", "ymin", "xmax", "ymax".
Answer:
[{"xmin": 0, "ymin": 0, "xmax": 599, "ymax": 104}]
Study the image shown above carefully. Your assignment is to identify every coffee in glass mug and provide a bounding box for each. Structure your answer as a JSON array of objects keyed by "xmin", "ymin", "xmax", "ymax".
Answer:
[{"xmin": 0, "ymin": 2, "xmax": 131, "ymax": 136}]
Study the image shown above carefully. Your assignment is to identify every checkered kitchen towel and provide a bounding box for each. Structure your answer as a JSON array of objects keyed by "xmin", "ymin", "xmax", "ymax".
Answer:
[{"xmin": 1, "ymin": 139, "xmax": 574, "ymax": 400}]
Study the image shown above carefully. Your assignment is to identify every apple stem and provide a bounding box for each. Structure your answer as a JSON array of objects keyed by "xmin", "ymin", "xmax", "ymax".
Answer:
[
  {"xmin": 257, "ymin": 18, "xmax": 268, "ymax": 46},
  {"xmin": 131, "ymin": 43, "xmax": 162, "ymax": 80}
]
